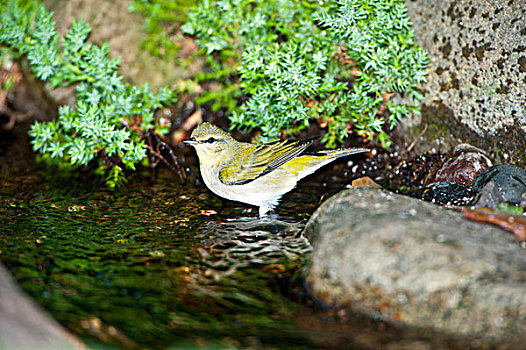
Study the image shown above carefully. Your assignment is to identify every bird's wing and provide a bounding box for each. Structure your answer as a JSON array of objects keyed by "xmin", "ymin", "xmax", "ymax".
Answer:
[{"xmin": 219, "ymin": 137, "xmax": 319, "ymax": 185}]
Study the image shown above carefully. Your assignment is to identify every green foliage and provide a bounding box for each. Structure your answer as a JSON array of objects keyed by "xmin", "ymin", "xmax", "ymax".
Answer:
[
  {"xmin": 128, "ymin": 0, "xmax": 195, "ymax": 59},
  {"xmin": 183, "ymin": 0, "xmax": 428, "ymax": 147},
  {"xmin": 0, "ymin": 0, "xmax": 176, "ymax": 187},
  {"xmin": 495, "ymin": 203, "xmax": 524, "ymax": 216}
]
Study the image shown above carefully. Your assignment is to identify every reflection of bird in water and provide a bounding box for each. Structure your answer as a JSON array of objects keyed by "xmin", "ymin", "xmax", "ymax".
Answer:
[{"xmin": 197, "ymin": 217, "xmax": 312, "ymax": 276}]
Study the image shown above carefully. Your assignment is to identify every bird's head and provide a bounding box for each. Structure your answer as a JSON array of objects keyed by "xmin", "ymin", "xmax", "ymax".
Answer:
[{"xmin": 183, "ymin": 122, "xmax": 236, "ymax": 166}]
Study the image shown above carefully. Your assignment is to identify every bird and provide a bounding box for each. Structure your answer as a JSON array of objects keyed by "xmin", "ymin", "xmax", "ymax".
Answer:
[{"xmin": 184, "ymin": 122, "xmax": 369, "ymax": 216}]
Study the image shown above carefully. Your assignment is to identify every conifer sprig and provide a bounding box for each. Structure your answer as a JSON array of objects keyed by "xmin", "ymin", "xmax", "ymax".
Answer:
[
  {"xmin": 183, "ymin": 0, "xmax": 428, "ymax": 147},
  {"xmin": 0, "ymin": 0, "xmax": 177, "ymax": 187}
]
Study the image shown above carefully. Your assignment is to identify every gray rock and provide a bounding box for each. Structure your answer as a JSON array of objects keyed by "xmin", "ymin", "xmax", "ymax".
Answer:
[
  {"xmin": 471, "ymin": 164, "xmax": 526, "ymax": 208},
  {"xmin": 404, "ymin": 0, "xmax": 526, "ymax": 165},
  {"xmin": 423, "ymin": 164, "xmax": 526, "ymax": 208},
  {"xmin": 304, "ymin": 188, "xmax": 526, "ymax": 341},
  {"xmin": 0, "ymin": 263, "xmax": 83, "ymax": 350}
]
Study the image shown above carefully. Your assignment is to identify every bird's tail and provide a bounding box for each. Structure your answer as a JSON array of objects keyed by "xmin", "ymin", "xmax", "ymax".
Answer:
[
  {"xmin": 317, "ymin": 147, "xmax": 370, "ymax": 159},
  {"xmin": 292, "ymin": 147, "xmax": 369, "ymax": 181}
]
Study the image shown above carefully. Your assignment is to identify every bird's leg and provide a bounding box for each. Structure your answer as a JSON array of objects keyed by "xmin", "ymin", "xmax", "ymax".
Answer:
[{"xmin": 259, "ymin": 205, "xmax": 272, "ymax": 217}]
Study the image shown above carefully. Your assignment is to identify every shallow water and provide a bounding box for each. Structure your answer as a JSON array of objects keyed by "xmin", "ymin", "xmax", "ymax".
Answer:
[
  {"xmin": 0, "ymin": 132, "xmax": 514, "ymax": 349},
  {"xmin": 0, "ymin": 162, "xmax": 324, "ymax": 349}
]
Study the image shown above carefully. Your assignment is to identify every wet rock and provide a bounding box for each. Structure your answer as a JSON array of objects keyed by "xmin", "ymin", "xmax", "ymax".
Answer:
[
  {"xmin": 473, "ymin": 181, "xmax": 506, "ymax": 209},
  {"xmin": 304, "ymin": 188, "xmax": 526, "ymax": 341},
  {"xmin": 422, "ymin": 164, "xmax": 526, "ymax": 209},
  {"xmin": 420, "ymin": 143, "xmax": 491, "ymax": 205},
  {"xmin": 433, "ymin": 144, "xmax": 492, "ymax": 185},
  {"xmin": 472, "ymin": 165, "xmax": 526, "ymax": 208},
  {"xmin": 0, "ymin": 263, "xmax": 83, "ymax": 350},
  {"xmin": 404, "ymin": 0, "xmax": 526, "ymax": 165},
  {"xmin": 422, "ymin": 181, "xmax": 475, "ymax": 206}
]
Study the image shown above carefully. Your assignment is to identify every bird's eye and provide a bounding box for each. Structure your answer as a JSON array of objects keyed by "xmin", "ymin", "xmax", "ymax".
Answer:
[{"xmin": 206, "ymin": 137, "xmax": 216, "ymax": 143}]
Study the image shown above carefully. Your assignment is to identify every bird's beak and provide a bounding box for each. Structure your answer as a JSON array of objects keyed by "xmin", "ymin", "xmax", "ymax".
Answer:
[{"xmin": 183, "ymin": 137, "xmax": 198, "ymax": 146}]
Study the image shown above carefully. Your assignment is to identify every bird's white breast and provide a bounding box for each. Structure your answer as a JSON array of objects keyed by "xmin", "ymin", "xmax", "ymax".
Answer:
[{"xmin": 199, "ymin": 165, "xmax": 298, "ymax": 209}]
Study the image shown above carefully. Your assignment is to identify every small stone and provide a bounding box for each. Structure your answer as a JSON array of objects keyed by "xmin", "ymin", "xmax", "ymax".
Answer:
[
  {"xmin": 351, "ymin": 176, "xmax": 382, "ymax": 189},
  {"xmin": 434, "ymin": 144, "xmax": 492, "ymax": 185},
  {"xmin": 422, "ymin": 181, "xmax": 475, "ymax": 206}
]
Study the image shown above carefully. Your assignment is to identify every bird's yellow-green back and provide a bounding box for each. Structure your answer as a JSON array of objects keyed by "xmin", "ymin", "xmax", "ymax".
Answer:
[{"xmin": 218, "ymin": 137, "xmax": 319, "ymax": 185}]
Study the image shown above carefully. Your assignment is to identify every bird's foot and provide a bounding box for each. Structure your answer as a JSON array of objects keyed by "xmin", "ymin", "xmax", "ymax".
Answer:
[{"xmin": 258, "ymin": 205, "xmax": 273, "ymax": 217}]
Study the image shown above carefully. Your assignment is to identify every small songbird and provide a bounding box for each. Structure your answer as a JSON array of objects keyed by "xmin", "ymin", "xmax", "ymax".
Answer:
[{"xmin": 184, "ymin": 122, "xmax": 369, "ymax": 216}]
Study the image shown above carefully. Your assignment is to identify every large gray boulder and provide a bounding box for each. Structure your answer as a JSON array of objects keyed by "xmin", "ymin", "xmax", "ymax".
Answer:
[
  {"xmin": 404, "ymin": 0, "xmax": 526, "ymax": 165},
  {"xmin": 304, "ymin": 187, "xmax": 526, "ymax": 341}
]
